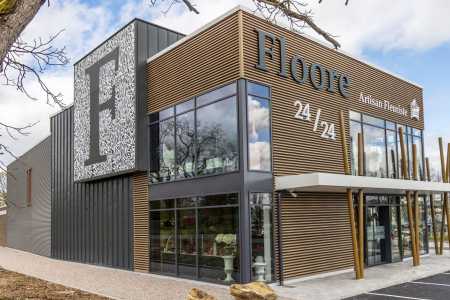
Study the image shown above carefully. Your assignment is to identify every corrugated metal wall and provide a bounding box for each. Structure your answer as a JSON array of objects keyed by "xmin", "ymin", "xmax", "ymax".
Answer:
[
  {"xmin": 7, "ymin": 137, "xmax": 51, "ymax": 256},
  {"xmin": 279, "ymin": 192, "xmax": 354, "ymax": 279},
  {"xmin": 51, "ymin": 107, "xmax": 133, "ymax": 269}
]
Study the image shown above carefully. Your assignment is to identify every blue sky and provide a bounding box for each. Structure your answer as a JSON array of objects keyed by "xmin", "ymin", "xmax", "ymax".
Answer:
[{"xmin": 1, "ymin": 0, "xmax": 449, "ymax": 173}]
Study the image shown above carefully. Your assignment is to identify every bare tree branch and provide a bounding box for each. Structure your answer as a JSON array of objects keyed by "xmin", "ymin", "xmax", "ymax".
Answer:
[
  {"xmin": 1, "ymin": 30, "xmax": 69, "ymax": 108},
  {"xmin": 254, "ymin": 0, "xmax": 341, "ymax": 49},
  {"xmin": 149, "ymin": 0, "xmax": 199, "ymax": 15}
]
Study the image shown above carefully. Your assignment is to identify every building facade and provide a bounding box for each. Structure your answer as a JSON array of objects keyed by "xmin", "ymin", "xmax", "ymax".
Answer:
[{"xmin": 8, "ymin": 6, "xmax": 440, "ymax": 285}]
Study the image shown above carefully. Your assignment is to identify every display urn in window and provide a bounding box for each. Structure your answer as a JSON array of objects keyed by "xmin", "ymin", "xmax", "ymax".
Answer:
[{"xmin": 215, "ymin": 234, "xmax": 237, "ymax": 283}]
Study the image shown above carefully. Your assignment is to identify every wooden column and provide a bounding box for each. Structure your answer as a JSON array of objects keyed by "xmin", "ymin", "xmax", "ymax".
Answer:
[
  {"xmin": 438, "ymin": 138, "xmax": 447, "ymax": 255},
  {"xmin": 399, "ymin": 127, "xmax": 418, "ymax": 266},
  {"xmin": 357, "ymin": 133, "xmax": 364, "ymax": 277},
  {"xmin": 426, "ymin": 158, "xmax": 439, "ymax": 255},
  {"xmin": 446, "ymin": 144, "xmax": 450, "ymax": 250},
  {"xmin": 412, "ymin": 144, "xmax": 421, "ymax": 264},
  {"xmin": 340, "ymin": 111, "xmax": 362, "ymax": 279}
]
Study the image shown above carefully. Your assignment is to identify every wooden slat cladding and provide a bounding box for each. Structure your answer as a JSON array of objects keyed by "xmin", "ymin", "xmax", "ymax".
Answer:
[
  {"xmin": 132, "ymin": 172, "xmax": 149, "ymax": 272},
  {"xmin": 279, "ymin": 192, "xmax": 354, "ymax": 279},
  {"xmin": 147, "ymin": 13, "xmax": 241, "ymax": 112},
  {"xmin": 242, "ymin": 12, "xmax": 423, "ymax": 177}
]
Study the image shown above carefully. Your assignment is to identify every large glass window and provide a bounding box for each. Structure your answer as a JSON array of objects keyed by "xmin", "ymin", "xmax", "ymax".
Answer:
[
  {"xmin": 149, "ymin": 82, "xmax": 238, "ymax": 183},
  {"xmin": 363, "ymin": 123, "xmax": 387, "ymax": 177},
  {"xmin": 250, "ymin": 193, "xmax": 274, "ymax": 282},
  {"xmin": 349, "ymin": 111, "xmax": 423, "ymax": 180},
  {"xmin": 386, "ymin": 129, "xmax": 398, "ymax": 179},
  {"xmin": 247, "ymin": 82, "xmax": 272, "ymax": 172},
  {"xmin": 176, "ymin": 110, "xmax": 195, "ymax": 179},
  {"xmin": 350, "ymin": 120, "xmax": 362, "ymax": 176},
  {"xmin": 196, "ymin": 96, "xmax": 238, "ymax": 176},
  {"xmin": 149, "ymin": 193, "xmax": 240, "ymax": 284}
]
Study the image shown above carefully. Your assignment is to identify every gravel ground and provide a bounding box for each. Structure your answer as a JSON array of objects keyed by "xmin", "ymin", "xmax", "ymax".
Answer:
[
  {"xmin": 0, "ymin": 247, "xmax": 234, "ymax": 300},
  {"xmin": 0, "ymin": 268, "xmax": 108, "ymax": 299}
]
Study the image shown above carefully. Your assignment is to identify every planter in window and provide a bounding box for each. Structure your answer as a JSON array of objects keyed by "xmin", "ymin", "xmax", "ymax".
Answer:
[{"xmin": 215, "ymin": 234, "xmax": 237, "ymax": 283}]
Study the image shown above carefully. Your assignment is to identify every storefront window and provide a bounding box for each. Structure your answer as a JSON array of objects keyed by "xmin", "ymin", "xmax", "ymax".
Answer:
[
  {"xmin": 350, "ymin": 120, "xmax": 362, "ymax": 176},
  {"xmin": 150, "ymin": 210, "xmax": 176, "ymax": 274},
  {"xmin": 250, "ymin": 193, "xmax": 274, "ymax": 282},
  {"xmin": 149, "ymin": 82, "xmax": 238, "ymax": 182},
  {"xmin": 149, "ymin": 193, "xmax": 240, "ymax": 283},
  {"xmin": 247, "ymin": 82, "xmax": 271, "ymax": 172},
  {"xmin": 349, "ymin": 111, "xmax": 422, "ymax": 180},
  {"xmin": 176, "ymin": 111, "xmax": 195, "ymax": 179},
  {"xmin": 363, "ymin": 123, "xmax": 387, "ymax": 177},
  {"xmin": 386, "ymin": 129, "xmax": 398, "ymax": 179},
  {"xmin": 196, "ymin": 96, "xmax": 239, "ymax": 176},
  {"xmin": 159, "ymin": 118, "xmax": 176, "ymax": 182}
]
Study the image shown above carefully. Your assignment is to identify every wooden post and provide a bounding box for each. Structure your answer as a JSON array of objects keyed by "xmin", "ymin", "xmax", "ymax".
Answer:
[
  {"xmin": 426, "ymin": 158, "xmax": 439, "ymax": 255},
  {"xmin": 413, "ymin": 144, "xmax": 420, "ymax": 264},
  {"xmin": 340, "ymin": 111, "xmax": 362, "ymax": 279},
  {"xmin": 357, "ymin": 133, "xmax": 364, "ymax": 277},
  {"xmin": 438, "ymin": 138, "xmax": 447, "ymax": 255},
  {"xmin": 446, "ymin": 144, "xmax": 450, "ymax": 249},
  {"xmin": 399, "ymin": 127, "xmax": 418, "ymax": 265}
]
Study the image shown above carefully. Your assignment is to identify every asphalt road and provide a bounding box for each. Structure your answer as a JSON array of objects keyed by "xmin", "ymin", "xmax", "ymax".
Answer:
[{"xmin": 345, "ymin": 271, "xmax": 450, "ymax": 300}]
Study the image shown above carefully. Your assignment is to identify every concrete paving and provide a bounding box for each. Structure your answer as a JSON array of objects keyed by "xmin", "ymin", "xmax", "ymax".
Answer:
[
  {"xmin": 272, "ymin": 253, "xmax": 450, "ymax": 300},
  {"xmin": 1, "ymin": 246, "xmax": 450, "ymax": 300},
  {"xmin": 0, "ymin": 247, "xmax": 234, "ymax": 300}
]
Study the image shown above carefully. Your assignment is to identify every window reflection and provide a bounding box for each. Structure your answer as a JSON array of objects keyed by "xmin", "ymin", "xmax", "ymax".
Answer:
[
  {"xmin": 149, "ymin": 82, "xmax": 239, "ymax": 182},
  {"xmin": 349, "ymin": 111, "xmax": 423, "ymax": 180},
  {"xmin": 159, "ymin": 118, "xmax": 176, "ymax": 182},
  {"xmin": 196, "ymin": 96, "xmax": 238, "ymax": 175},
  {"xmin": 247, "ymin": 82, "xmax": 272, "ymax": 172},
  {"xmin": 386, "ymin": 130, "xmax": 398, "ymax": 179},
  {"xmin": 350, "ymin": 120, "xmax": 362, "ymax": 176},
  {"xmin": 364, "ymin": 124, "xmax": 387, "ymax": 177},
  {"xmin": 248, "ymin": 94, "xmax": 271, "ymax": 171},
  {"xmin": 176, "ymin": 111, "xmax": 195, "ymax": 179}
]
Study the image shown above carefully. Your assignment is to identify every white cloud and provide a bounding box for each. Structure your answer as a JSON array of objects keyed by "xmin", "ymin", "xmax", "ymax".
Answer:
[
  {"xmin": 304, "ymin": 0, "xmax": 450, "ymax": 54},
  {"xmin": 3, "ymin": 0, "xmax": 450, "ymax": 169}
]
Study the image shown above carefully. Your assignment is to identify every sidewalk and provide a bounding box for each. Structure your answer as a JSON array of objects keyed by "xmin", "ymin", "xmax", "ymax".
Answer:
[
  {"xmin": 0, "ymin": 247, "xmax": 233, "ymax": 300},
  {"xmin": 0, "ymin": 246, "xmax": 449, "ymax": 300},
  {"xmin": 272, "ymin": 253, "xmax": 450, "ymax": 300}
]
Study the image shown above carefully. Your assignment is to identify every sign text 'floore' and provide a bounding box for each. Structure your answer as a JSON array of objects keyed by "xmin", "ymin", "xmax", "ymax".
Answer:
[
  {"xmin": 359, "ymin": 92, "xmax": 408, "ymax": 117},
  {"xmin": 254, "ymin": 29, "xmax": 351, "ymax": 98}
]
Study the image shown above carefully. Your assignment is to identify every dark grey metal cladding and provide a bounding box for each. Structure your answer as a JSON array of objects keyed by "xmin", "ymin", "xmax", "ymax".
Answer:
[
  {"xmin": 7, "ymin": 137, "xmax": 51, "ymax": 257},
  {"xmin": 134, "ymin": 20, "xmax": 184, "ymax": 172},
  {"xmin": 51, "ymin": 107, "xmax": 133, "ymax": 269}
]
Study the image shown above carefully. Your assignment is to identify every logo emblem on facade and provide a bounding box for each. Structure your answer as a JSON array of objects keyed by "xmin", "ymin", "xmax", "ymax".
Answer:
[
  {"xmin": 410, "ymin": 99, "xmax": 420, "ymax": 120},
  {"xmin": 73, "ymin": 22, "xmax": 136, "ymax": 181}
]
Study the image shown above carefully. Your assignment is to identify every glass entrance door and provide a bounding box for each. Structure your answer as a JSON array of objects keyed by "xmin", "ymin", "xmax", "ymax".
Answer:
[{"xmin": 366, "ymin": 206, "xmax": 390, "ymax": 266}]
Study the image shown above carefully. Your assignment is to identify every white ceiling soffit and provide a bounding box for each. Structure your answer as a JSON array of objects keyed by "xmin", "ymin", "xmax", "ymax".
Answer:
[{"xmin": 275, "ymin": 173, "xmax": 450, "ymax": 194}]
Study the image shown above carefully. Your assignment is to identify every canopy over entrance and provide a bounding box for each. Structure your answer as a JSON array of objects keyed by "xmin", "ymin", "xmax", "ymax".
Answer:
[{"xmin": 275, "ymin": 173, "xmax": 450, "ymax": 194}]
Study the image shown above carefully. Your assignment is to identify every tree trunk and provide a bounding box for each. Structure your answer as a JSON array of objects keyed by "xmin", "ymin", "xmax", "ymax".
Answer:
[{"xmin": 0, "ymin": 0, "xmax": 45, "ymax": 66}]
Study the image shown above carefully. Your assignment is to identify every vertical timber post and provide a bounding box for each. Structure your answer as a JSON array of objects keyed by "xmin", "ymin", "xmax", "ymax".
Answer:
[
  {"xmin": 413, "ymin": 144, "xmax": 420, "ymax": 264},
  {"xmin": 446, "ymin": 144, "xmax": 450, "ymax": 249},
  {"xmin": 399, "ymin": 127, "xmax": 418, "ymax": 266},
  {"xmin": 357, "ymin": 133, "xmax": 364, "ymax": 277},
  {"xmin": 439, "ymin": 138, "xmax": 447, "ymax": 255},
  {"xmin": 426, "ymin": 158, "xmax": 439, "ymax": 255},
  {"xmin": 339, "ymin": 111, "xmax": 362, "ymax": 279}
]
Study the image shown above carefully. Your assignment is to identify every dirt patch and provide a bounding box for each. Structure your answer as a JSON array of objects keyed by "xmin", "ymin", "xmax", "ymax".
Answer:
[{"xmin": 0, "ymin": 268, "xmax": 110, "ymax": 299}]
